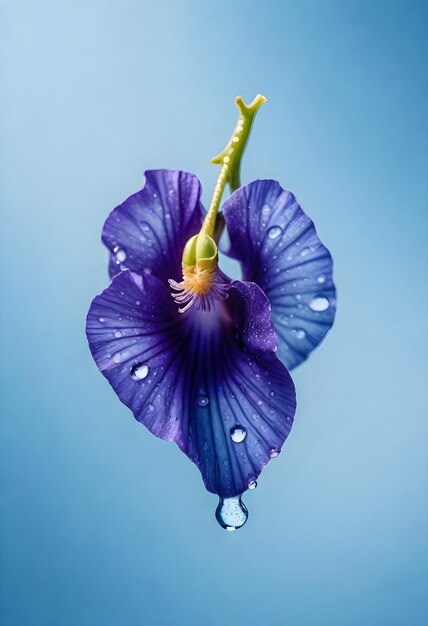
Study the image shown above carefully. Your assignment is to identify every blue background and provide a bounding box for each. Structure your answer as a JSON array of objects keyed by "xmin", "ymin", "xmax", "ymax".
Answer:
[{"xmin": 1, "ymin": 1, "xmax": 427, "ymax": 625}]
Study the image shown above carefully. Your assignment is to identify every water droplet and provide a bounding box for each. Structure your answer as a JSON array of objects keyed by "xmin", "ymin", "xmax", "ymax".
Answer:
[
  {"xmin": 114, "ymin": 331, "xmax": 122, "ymax": 338},
  {"xmin": 215, "ymin": 496, "xmax": 248, "ymax": 531},
  {"xmin": 317, "ymin": 275, "xmax": 326, "ymax": 284},
  {"xmin": 309, "ymin": 296, "xmax": 330, "ymax": 312},
  {"xmin": 230, "ymin": 426, "xmax": 247, "ymax": 443},
  {"xmin": 248, "ymin": 479, "xmax": 257, "ymax": 490},
  {"xmin": 113, "ymin": 246, "xmax": 127, "ymax": 263},
  {"xmin": 262, "ymin": 204, "xmax": 271, "ymax": 215},
  {"xmin": 267, "ymin": 225, "xmax": 282, "ymax": 240},
  {"xmin": 141, "ymin": 222, "xmax": 150, "ymax": 232},
  {"xmin": 168, "ymin": 189, "xmax": 175, "ymax": 196},
  {"xmin": 99, "ymin": 317, "xmax": 105, "ymax": 323},
  {"xmin": 130, "ymin": 362, "xmax": 150, "ymax": 381},
  {"xmin": 300, "ymin": 247, "xmax": 311, "ymax": 257},
  {"xmin": 197, "ymin": 395, "xmax": 209, "ymax": 407},
  {"xmin": 294, "ymin": 329, "xmax": 306, "ymax": 339},
  {"xmin": 269, "ymin": 448, "xmax": 280, "ymax": 458}
]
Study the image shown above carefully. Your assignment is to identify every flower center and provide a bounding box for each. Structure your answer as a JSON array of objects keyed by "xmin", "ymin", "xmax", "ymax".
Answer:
[{"xmin": 169, "ymin": 268, "xmax": 229, "ymax": 314}]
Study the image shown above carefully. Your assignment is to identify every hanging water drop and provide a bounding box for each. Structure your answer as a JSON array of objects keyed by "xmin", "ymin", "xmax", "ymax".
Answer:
[
  {"xmin": 309, "ymin": 296, "xmax": 330, "ymax": 312},
  {"xmin": 248, "ymin": 479, "xmax": 257, "ymax": 490},
  {"xmin": 230, "ymin": 426, "xmax": 247, "ymax": 443},
  {"xmin": 215, "ymin": 495, "xmax": 248, "ymax": 531},
  {"xmin": 130, "ymin": 362, "xmax": 150, "ymax": 381},
  {"xmin": 267, "ymin": 225, "xmax": 282, "ymax": 240},
  {"xmin": 269, "ymin": 448, "xmax": 280, "ymax": 458}
]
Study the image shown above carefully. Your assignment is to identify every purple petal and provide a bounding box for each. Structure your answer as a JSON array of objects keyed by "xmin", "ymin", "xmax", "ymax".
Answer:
[
  {"xmin": 103, "ymin": 169, "xmax": 203, "ymax": 282},
  {"xmin": 222, "ymin": 180, "xmax": 336, "ymax": 370},
  {"xmin": 86, "ymin": 270, "xmax": 296, "ymax": 497}
]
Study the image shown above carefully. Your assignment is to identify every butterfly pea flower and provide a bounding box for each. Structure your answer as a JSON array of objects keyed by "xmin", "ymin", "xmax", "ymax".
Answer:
[{"xmin": 86, "ymin": 95, "xmax": 336, "ymax": 530}]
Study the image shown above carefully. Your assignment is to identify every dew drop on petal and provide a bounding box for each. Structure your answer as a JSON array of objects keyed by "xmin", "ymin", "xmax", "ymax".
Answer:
[
  {"xmin": 197, "ymin": 395, "xmax": 209, "ymax": 407},
  {"xmin": 230, "ymin": 426, "xmax": 247, "ymax": 443},
  {"xmin": 262, "ymin": 204, "xmax": 271, "ymax": 216},
  {"xmin": 269, "ymin": 448, "xmax": 280, "ymax": 458},
  {"xmin": 130, "ymin": 362, "xmax": 150, "ymax": 381},
  {"xmin": 113, "ymin": 246, "xmax": 127, "ymax": 263},
  {"xmin": 294, "ymin": 329, "xmax": 306, "ymax": 339},
  {"xmin": 248, "ymin": 479, "xmax": 257, "ymax": 490},
  {"xmin": 317, "ymin": 275, "xmax": 326, "ymax": 284},
  {"xmin": 267, "ymin": 225, "xmax": 282, "ymax": 240},
  {"xmin": 99, "ymin": 317, "xmax": 105, "ymax": 323},
  {"xmin": 114, "ymin": 331, "xmax": 122, "ymax": 338},
  {"xmin": 215, "ymin": 496, "xmax": 248, "ymax": 531},
  {"xmin": 309, "ymin": 296, "xmax": 330, "ymax": 312}
]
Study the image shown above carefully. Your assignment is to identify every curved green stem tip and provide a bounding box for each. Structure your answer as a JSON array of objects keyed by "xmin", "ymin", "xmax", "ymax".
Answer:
[
  {"xmin": 210, "ymin": 94, "xmax": 267, "ymax": 193},
  {"xmin": 200, "ymin": 94, "xmax": 267, "ymax": 241}
]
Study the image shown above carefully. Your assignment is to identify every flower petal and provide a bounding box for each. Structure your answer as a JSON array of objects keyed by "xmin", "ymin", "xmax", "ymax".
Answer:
[
  {"xmin": 103, "ymin": 169, "xmax": 203, "ymax": 282},
  {"xmin": 222, "ymin": 180, "xmax": 336, "ymax": 370},
  {"xmin": 86, "ymin": 270, "xmax": 296, "ymax": 497}
]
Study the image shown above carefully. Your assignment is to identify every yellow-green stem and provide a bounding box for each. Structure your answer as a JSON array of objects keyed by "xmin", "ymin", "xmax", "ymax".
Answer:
[{"xmin": 200, "ymin": 94, "xmax": 267, "ymax": 238}]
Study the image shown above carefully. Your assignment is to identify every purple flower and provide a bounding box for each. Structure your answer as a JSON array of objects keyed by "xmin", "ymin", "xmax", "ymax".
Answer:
[{"xmin": 86, "ymin": 169, "xmax": 335, "ymax": 501}]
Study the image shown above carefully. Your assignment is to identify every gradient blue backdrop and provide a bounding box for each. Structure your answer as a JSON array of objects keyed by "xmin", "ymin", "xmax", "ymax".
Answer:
[{"xmin": 1, "ymin": 1, "xmax": 427, "ymax": 625}]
